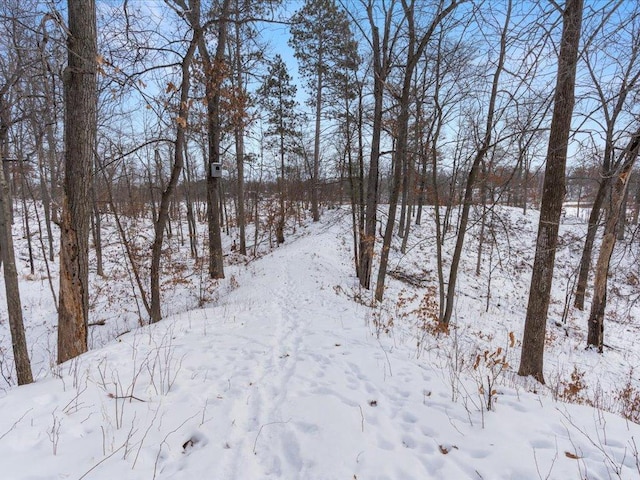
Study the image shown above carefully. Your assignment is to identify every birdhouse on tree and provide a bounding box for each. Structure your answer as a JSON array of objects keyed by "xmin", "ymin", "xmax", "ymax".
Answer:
[{"xmin": 211, "ymin": 162, "xmax": 222, "ymax": 178}]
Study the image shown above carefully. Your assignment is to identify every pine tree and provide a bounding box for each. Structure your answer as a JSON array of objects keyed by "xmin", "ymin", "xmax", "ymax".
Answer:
[
  {"xmin": 289, "ymin": 0, "xmax": 357, "ymax": 221},
  {"xmin": 258, "ymin": 55, "xmax": 300, "ymax": 244}
]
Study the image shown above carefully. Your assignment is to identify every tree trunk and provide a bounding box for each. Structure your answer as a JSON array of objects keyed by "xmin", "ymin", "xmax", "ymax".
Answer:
[
  {"xmin": 587, "ymin": 131, "xmax": 640, "ymax": 351},
  {"xmin": 58, "ymin": 0, "xmax": 97, "ymax": 364},
  {"xmin": 182, "ymin": 145, "xmax": 198, "ymax": 259},
  {"xmin": 0, "ymin": 164, "xmax": 33, "ymax": 385},
  {"xmin": 277, "ymin": 133, "xmax": 286, "ymax": 244},
  {"xmin": 235, "ymin": 121, "xmax": 247, "ymax": 254},
  {"xmin": 475, "ymin": 160, "xmax": 489, "ymax": 277},
  {"xmin": 232, "ymin": 2, "xmax": 247, "ymax": 255},
  {"xmin": 0, "ymin": 97, "xmax": 33, "ymax": 385},
  {"xmin": 400, "ymin": 155, "xmax": 414, "ymax": 254},
  {"xmin": 19, "ymin": 171, "xmax": 35, "ymax": 276},
  {"xmin": 150, "ymin": 48, "xmax": 196, "ymax": 322},
  {"xmin": 34, "ymin": 132, "xmax": 55, "ymax": 262},
  {"xmin": 617, "ymin": 184, "xmax": 628, "ymax": 240},
  {"xmin": 374, "ymin": 3, "xmax": 417, "ymax": 302},
  {"xmin": 311, "ymin": 50, "xmax": 322, "ymax": 222},
  {"xmin": 441, "ymin": 0, "xmax": 510, "ymax": 325},
  {"xmin": 375, "ymin": 141, "xmax": 404, "ymax": 301},
  {"xmin": 573, "ymin": 165, "xmax": 609, "ymax": 310},
  {"xmin": 398, "ymin": 141, "xmax": 410, "ymax": 238},
  {"xmin": 633, "ymin": 177, "xmax": 640, "ymax": 224},
  {"xmin": 374, "ymin": 0, "xmax": 461, "ymax": 302},
  {"xmin": 91, "ymin": 169, "xmax": 103, "ymax": 277},
  {"xmin": 198, "ymin": 0, "xmax": 231, "ymax": 279},
  {"xmin": 359, "ymin": 2, "xmax": 387, "ymax": 290},
  {"xmin": 519, "ymin": 0, "xmax": 583, "ymax": 384},
  {"xmin": 348, "ymin": 79, "xmax": 365, "ymax": 277}
]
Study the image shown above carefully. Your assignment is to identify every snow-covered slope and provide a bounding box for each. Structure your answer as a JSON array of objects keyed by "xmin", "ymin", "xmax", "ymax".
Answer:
[{"xmin": 0, "ymin": 210, "xmax": 639, "ymax": 479}]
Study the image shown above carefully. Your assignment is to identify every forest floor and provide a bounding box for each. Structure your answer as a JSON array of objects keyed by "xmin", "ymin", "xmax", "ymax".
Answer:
[{"xmin": 0, "ymin": 205, "xmax": 639, "ymax": 479}]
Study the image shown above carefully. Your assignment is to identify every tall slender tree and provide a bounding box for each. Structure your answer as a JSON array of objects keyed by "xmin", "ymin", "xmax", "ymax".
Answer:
[
  {"xmin": 0, "ymin": 51, "xmax": 33, "ymax": 383},
  {"xmin": 357, "ymin": 0, "xmax": 396, "ymax": 290},
  {"xmin": 573, "ymin": 1, "xmax": 639, "ymax": 310},
  {"xmin": 0, "ymin": 0, "xmax": 37, "ymax": 385},
  {"xmin": 230, "ymin": 0, "xmax": 248, "ymax": 255},
  {"xmin": 587, "ymin": 129, "xmax": 640, "ymax": 351},
  {"xmin": 58, "ymin": 0, "xmax": 97, "ymax": 363},
  {"xmin": 258, "ymin": 55, "xmax": 300, "ymax": 244},
  {"xmin": 439, "ymin": 0, "xmax": 507, "ymax": 323},
  {"xmin": 518, "ymin": 0, "xmax": 583, "ymax": 384},
  {"xmin": 201, "ymin": 0, "xmax": 232, "ymax": 279},
  {"xmin": 290, "ymin": 0, "xmax": 356, "ymax": 222},
  {"xmin": 150, "ymin": 0, "xmax": 200, "ymax": 323},
  {"xmin": 374, "ymin": 0, "xmax": 466, "ymax": 302}
]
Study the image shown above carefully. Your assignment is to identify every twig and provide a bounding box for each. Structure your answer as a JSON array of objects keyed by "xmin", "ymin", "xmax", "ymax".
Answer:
[
  {"xmin": 108, "ymin": 393, "xmax": 147, "ymax": 402},
  {"xmin": 376, "ymin": 338, "xmax": 393, "ymax": 378},
  {"xmin": 253, "ymin": 420, "xmax": 290, "ymax": 455},
  {"xmin": 78, "ymin": 442, "xmax": 127, "ymax": 479},
  {"xmin": 153, "ymin": 412, "xmax": 199, "ymax": 480},
  {"xmin": 0, "ymin": 408, "xmax": 32, "ymax": 441}
]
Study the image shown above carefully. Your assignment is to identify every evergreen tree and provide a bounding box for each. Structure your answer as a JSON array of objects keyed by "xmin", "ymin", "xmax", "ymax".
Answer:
[
  {"xmin": 258, "ymin": 55, "xmax": 300, "ymax": 243},
  {"xmin": 289, "ymin": 0, "xmax": 357, "ymax": 221}
]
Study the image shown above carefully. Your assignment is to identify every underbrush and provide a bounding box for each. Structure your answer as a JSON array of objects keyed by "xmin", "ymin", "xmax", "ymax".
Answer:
[
  {"xmin": 0, "ymin": 198, "xmax": 313, "ymax": 392},
  {"xmin": 368, "ymin": 205, "xmax": 640, "ymax": 428}
]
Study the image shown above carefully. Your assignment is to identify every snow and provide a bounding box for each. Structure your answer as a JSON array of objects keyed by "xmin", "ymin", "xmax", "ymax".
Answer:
[{"xmin": 0, "ymin": 207, "xmax": 640, "ymax": 479}]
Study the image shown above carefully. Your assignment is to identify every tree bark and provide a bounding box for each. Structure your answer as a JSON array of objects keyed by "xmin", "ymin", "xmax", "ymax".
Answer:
[
  {"xmin": 573, "ymin": 179, "xmax": 607, "ymax": 309},
  {"xmin": 277, "ymin": 123, "xmax": 286, "ymax": 244},
  {"xmin": 232, "ymin": 11, "xmax": 247, "ymax": 255},
  {"xmin": 58, "ymin": 0, "xmax": 97, "ymax": 364},
  {"xmin": 150, "ymin": 29, "xmax": 198, "ymax": 323},
  {"xmin": 182, "ymin": 144, "xmax": 198, "ymax": 259},
  {"xmin": 518, "ymin": 0, "xmax": 583, "ymax": 384},
  {"xmin": 358, "ymin": 0, "xmax": 389, "ymax": 290},
  {"xmin": 617, "ymin": 185, "xmax": 628, "ymax": 240},
  {"xmin": 0, "ymin": 95, "xmax": 33, "ymax": 385},
  {"xmin": 587, "ymin": 130, "xmax": 640, "ymax": 351},
  {"xmin": 0, "ymin": 166, "xmax": 33, "ymax": 385},
  {"xmin": 198, "ymin": 0, "xmax": 231, "ymax": 280},
  {"xmin": 311, "ymin": 47, "xmax": 322, "ymax": 222},
  {"xmin": 91, "ymin": 161, "xmax": 103, "ymax": 277}
]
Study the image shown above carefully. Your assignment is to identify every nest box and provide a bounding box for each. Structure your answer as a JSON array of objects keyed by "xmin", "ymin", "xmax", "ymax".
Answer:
[{"xmin": 211, "ymin": 163, "xmax": 223, "ymax": 178}]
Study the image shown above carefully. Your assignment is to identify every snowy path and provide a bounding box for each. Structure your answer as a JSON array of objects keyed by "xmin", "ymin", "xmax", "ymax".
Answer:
[
  {"xmin": 217, "ymin": 222, "xmax": 371, "ymax": 479},
  {"xmin": 0, "ymin": 212, "xmax": 639, "ymax": 479}
]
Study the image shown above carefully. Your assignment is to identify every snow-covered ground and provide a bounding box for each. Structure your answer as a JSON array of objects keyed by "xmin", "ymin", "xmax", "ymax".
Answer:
[{"xmin": 0, "ymin": 206, "xmax": 639, "ymax": 479}]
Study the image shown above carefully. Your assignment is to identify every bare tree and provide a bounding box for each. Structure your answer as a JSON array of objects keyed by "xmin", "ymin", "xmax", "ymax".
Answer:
[
  {"xmin": 150, "ymin": 0, "xmax": 201, "ymax": 323},
  {"xmin": 354, "ymin": 0, "xmax": 397, "ymax": 290},
  {"xmin": 374, "ymin": 0, "xmax": 466, "ymax": 302},
  {"xmin": 439, "ymin": 0, "xmax": 509, "ymax": 323},
  {"xmin": 58, "ymin": 0, "xmax": 97, "ymax": 363},
  {"xmin": 518, "ymin": 0, "xmax": 584, "ymax": 384},
  {"xmin": 0, "ymin": 17, "xmax": 33, "ymax": 381},
  {"xmin": 573, "ymin": 1, "xmax": 639, "ymax": 310},
  {"xmin": 200, "ymin": 0, "xmax": 232, "ymax": 279},
  {"xmin": 587, "ymin": 129, "xmax": 640, "ymax": 351},
  {"xmin": 0, "ymin": 151, "xmax": 33, "ymax": 385}
]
